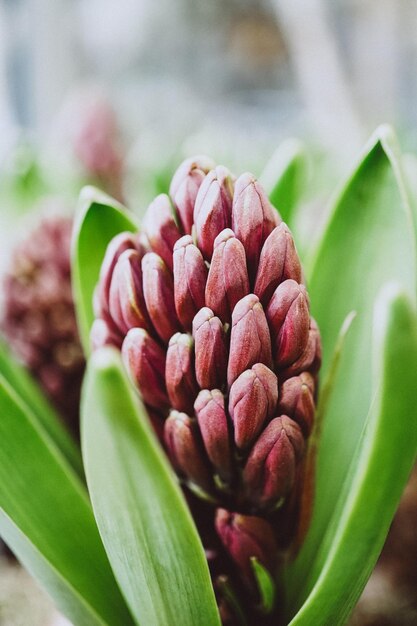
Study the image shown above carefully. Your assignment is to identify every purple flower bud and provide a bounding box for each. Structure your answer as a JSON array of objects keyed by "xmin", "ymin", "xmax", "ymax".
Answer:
[
  {"xmin": 215, "ymin": 508, "xmax": 278, "ymax": 592},
  {"xmin": 228, "ymin": 364, "xmax": 278, "ymax": 450},
  {"xmin": 173, "ymin": 235, "xmax": 208, "ymax": 330},
  {"xmin": 142, "ymin": 252, "xmax": 180, "ymax": 343},
  {"xmin": 169, "ymin": 156, "xmax": 215, "ymax": 234},
  {"xmin": 243, "ymin": 416, "xmax": 305, "ymax": 510},
  {"xmin": 205, "ymin": 229, "xmax": 250, "ymax": 322},
  {"xmin": 142, "ymin": 194, "xmax": 181, "ymax": 271},
  {"xmin": 97, "ymin": 231, "xmax": 139, "ymax": 316},
  {"xmin": 121, "ymin": 328, "xmax": 168, "ymax": 410},
  {"xmin": 266, "ymin": 279, "xmax": 310, "ymax": 368},
  {"xmin": 254, "ymin": 223, "xmax": 302, "ymax": 305},
  {"xmin": 232, "ymin": 174, "xmax": 280, "ymax": 279},
  {"xmin": 194, "ymin": 166, "xmax": 234, "ymax": 260},
  {"xmin": 193, "ymin": 307, "xmax": 228, "ymax": 390},
  {"xmin": 277, "ymin": 372, "xmax": 315, "ymax": 436},
  {"xmin": 165, "ymin": 333, "xmax": 199, "ymax": 414},
  {"xmin": 90, "ymin": 318, "xmax": 122, "ymax": 350},
  {"xmin": 194, "ymin": 389, "xmax": 232, "ymax": 482},
  {"xmin": 227, "ymin": 294, "xmax": 272, "ymax": 387},
  {"xmin": 282, "ymin": 317, "xmax": 322, "ymax": 378},
  {"xmin": 164, "ymin": 410, "xmax": 212, "ymax": 492},
  {"xmin": 108, "ymin": 249, "xmax": 150, "ymax": 334}
]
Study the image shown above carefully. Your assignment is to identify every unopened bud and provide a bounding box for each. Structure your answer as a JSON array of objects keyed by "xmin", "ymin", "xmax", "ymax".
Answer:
[
  {"xmin": 243, "ymin": 416, "xmax": 304, "ymax": 510},
  {"xmin": 195, "ymin": 389, "xmax": 232, "ymax": 482},
  {"xmin": 169, "ymin": 156, "xmax": 215, "ymax": 234},
  {"xmin": 142, "ymin": 194, "xmax": 181, "ymax": 271},
  {"xmin": 266, "ymin": 279, "xmax": 310, "ymax": 368},
  {"xmin": 164, "ymin": 410, "xmax": 212, "ymax": 492},
  {"xmin": 142, "ymin": 252, "xmax": 180, "ymax": 343},
  {"xmin": 108, "ymin": 249, "xmax": 150, "ymax": 333},
  {"xmin": 194, "ymin": 166, "xmax": 234, "ymax": 260},
  {"xmin": 227, "ymin": 294, "xmax": 272, "ymax": 386},
  {"xmin": 166, "ymin": 333, "xmax": 199, "ymax": 414},
  {"xmin": 254, "ymin": 223, "xmax": 302, "ymax": 305},
  {"xmin": 193, "ymin": 307, "xmax": 228, "ymax": 390},
  {"xmin": 121, "ymin": 328, "xmax": 168, "ymax": 410},
  {"xmin": 229, "ymin": 364, "xmax": 278, "ymax": 449},
  {"xmin": 278, "ymin": 372, "xmax": 315, "ymax": 436},
  {"xmin": 282, "ymin": 317, "xmax": 322, "ymax": 378},
  {"xmin": 205, "ymin": 229, "xmax": 249, "ymax": 322},
  {"xmin": 173, "ymin": 235, "xmax": 208, "ymax": 330},
  {"xmin": 97, "ymin": 231, "xmax": 139, "ymax": 316},
  {"xmin": 90, "ymin": 318, "xmax": 122, "ymax": 350}
]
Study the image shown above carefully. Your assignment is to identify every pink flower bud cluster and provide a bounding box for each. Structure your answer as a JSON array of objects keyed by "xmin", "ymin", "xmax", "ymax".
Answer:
[{"xmin": 93, "ymin": 156, "xmax": 321, "ymax": 611}]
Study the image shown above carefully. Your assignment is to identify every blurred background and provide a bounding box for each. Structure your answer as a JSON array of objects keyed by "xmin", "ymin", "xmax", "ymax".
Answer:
[{"xmin": 0, "ymin": 1, "xmax": 417, "ymax": 624}]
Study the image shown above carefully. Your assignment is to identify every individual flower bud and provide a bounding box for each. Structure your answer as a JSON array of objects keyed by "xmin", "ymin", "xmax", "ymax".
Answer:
[
  {"xmin": 194, "ymin": 166, "xmax": 234, "ymax": 260},
  {"xmin": 97, "ymin": 231, "xmax": 138, "ymax": 316},
  {"xmin": 282, "ymin": 317, "xmax": 322, "ymax": 378},
  {"xmin": 121, "ymin": 328, "xmax": 168, "ymax": 410},
  {"xmin": 166, "ymin": 333, "xmax": 199, "ymax": 414},
  {"xmin": 205, "ymin": 229, "xmax": 250, "ymax": 322},
  {"xmin": 266, "ymin": 279, "xmax": 310, "ymax": 369},
  {"xmin": 227, "ymin": 294, "xmax": 272, "ymax": 387},
  {"xmin": 90, "ymin": 317, "xmax": 122, "ymax": 350},
  {"xmin": 142, "ymin": 252, "xmax": 180, "ymax": 343},
  {"xmin": 193, "ymin": 308, "xmax": 228, "ymax": 390},
  {"xmin": 215, "ymin": 509, "xmax": 278, "ymax": 592},
  {"xmin": 169, "ymin": 155, "xmax": 215, "ymax": 234},
  {"xmin": 277, "ymin": 372, "xmax": 315, "ymax": 436},
  {"xmin": 164, "ymin": 411, "xmax": 212, "ymax": 492},
  {"xmin": 232, "ymin": 174, "xmax": 280, "ymax": 279},
  {"xmin": 243, "ymin": 416, "xmax": 305, "ymax": 510},
  {"xmin": 228, "ymin": 364, "xmax": 278, "ymax": 450},
  {"xmin": 108, "ymin": 249, "xmax": 150, "ymax": 334},
  {"xmin": 254, "ymin": 223, "xmax": 302, "ymax": 305},
  {"xmin": 173, "ymin": 235, "xmax": 208, "ymax": 330},
  {"xmin": 195, "ymin": 389, "xmax": 232, "ymax": 482},
  {"xmin": 142, "ymin": 194, "xmax": 181, "ymax": 271}
]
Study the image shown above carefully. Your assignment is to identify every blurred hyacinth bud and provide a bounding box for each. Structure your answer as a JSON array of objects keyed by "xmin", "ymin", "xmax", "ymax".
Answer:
[
  {"xmin": 169, "ymin": 156, "xmax": 216, "ymax": 234},
  {"xmin": 194, "ymin": 389, "xmax": 232, "ymax": 483},
  {"xmin": 192, "ymin": 308, "xmax": 228, "ymax": 390},
  {"xmin": 142, "ymin": 252, "xmax": 180, "ymax": 343},
  {"xmin": 232, "ymin": 173, "xmax": 280, "ymax": 279},
  {"xmin": 278, "ymin": 372, "xmax": 316, "ymax": 436},
  {"xmin": 215, "ymin": 508, "xmax": 278, "ymax": 592},
  {"xmin": 142, "ymin": 194, "xmax": 181, "ymax": 271},
  {"xmin": 121, "ymin": 328, "xmax": 168, "ymax": 410},
  {"xmin": 173, "ymin": 235, "xmax": 208, "ymax": 330},
  {"xmin": 254, "ymin": 223, "xmax": 302, "ymax": 305},
  {"xmin": 194, "ymin": 166, "xmax": 234, "ymax": 260},
  {"xmin": 227, "ymin": 294, "xmax": 272, "ymax": 386},
  {"xmin": 228, "ymin": 364, "xmax": 278, "ymax": 450},
  {"xmin": 164, "ymin": 411, "xmax": 212, "ymax": 492},
  {"xmin": 165, "ymin": 333, "xmax": 199, "ymax": 414},
  {"xmin": 243, "ymin": 416, "xmax": 305, "ymax": 510},
  {"xmin": 90, "ymin": 318, "xmax": 122, "ymax": 351},
  {"xmin": 109, "ymin": 249, "xmax": 150, "ymax": 334},
  {"xmin": 205, "ymin": 229, "xmax": 250, "ymax": 323},
  {"xmin": 266, "ymin": 279, "xmax": 310, "ymax": 369}
]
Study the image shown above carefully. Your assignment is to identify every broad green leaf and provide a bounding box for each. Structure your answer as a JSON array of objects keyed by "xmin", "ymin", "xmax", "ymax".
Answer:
[
  {"xmin": 288, "ymin": 287, "xmax": 417, "ymax": 625},
  {"xmin": 82, "ymin": 347, "xmax": 221, "ymax": 626},
  {"xmin": 285, "ymin": 125, "xmax": 417, "ymax": 614},
  {"xmin": 71, "ymin": 186, "xmax": 139, "ymax": 355},
  {"xmin": 260, "ymin": 139, "xmax": 307, "ymax": 226},
  {"xmin": 0, "ymin": 340, "xmax": 83, "ymax": 478},
  {"xmin": 0, "ymin": 374, "xmax": 134, "ymax": 626}
]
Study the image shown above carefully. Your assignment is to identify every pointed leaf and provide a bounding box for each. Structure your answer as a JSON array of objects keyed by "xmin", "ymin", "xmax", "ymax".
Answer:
[
  {"xmin": 82, "ymin": 347, "xmax": 221, "ymax": 626},
  {"xmin": 0, "ymin": 374, "xmax": 134, "ymax": 626},
  {"xmin": 288, "ymin": 287, "xmax": 417, "ymax": 624},
  {"xmin": 71, "ymin": 186, "xmax": 139, "ymax": 355}
]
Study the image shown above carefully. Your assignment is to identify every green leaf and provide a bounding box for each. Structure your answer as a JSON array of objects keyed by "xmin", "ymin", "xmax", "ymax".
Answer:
[
  {"xmin": 260, "ymin": 139, "xmax": 307, "ymax": 226},
  {"xmin": 251, "ymin": 557, "xmax": 276, "ymax": 614},
  {"xmin": 82, "ymin": 347, "xmax": 221, "ymax": 626},
  {"xmin": 288, "ymin": 287, "xmax": 417, "ymax": 625},
  {"xmin": 0, "ymin": 340, "xmax": 83, "ymax": 478},
  {"xmin": 0, "ymin": 374, "xmax": 134, "ymax": 626},
  {"xmin": 285, "ymin": 125, "xmax": 417, "ymax": 616},
  {"xmin": 71, "ymin": 186, "xmax": 139, "ymax": 356}
]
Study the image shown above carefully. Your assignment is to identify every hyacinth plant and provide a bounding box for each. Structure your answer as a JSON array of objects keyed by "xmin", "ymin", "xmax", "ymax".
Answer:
[{"xmin": 0, "ymin": 125, "xmax": 416, "ymax": 625}]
